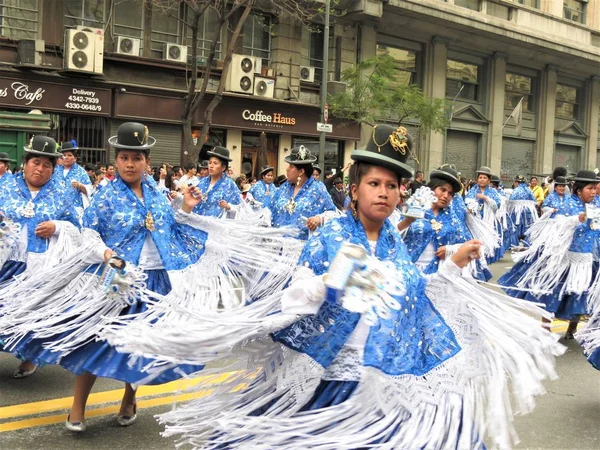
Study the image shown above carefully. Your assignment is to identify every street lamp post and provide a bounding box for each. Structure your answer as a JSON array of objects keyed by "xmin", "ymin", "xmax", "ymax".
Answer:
[{"xmin": 318, "ymin": 0, "xmax": 331, "ymax": 180}]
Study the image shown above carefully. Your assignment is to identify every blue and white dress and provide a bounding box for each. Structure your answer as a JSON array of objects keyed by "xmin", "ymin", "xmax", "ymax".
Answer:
[
  {"xmin": 53, "ymin": 163, "xmax": 92, "ymax": 215},
  {"xmin": 2, "ymin": 175, "xmax": 207, "ymax": 384},
  {"xmin": 193, "ymin": 174, "xmax": 242, "ymax": 217},
  {"xmin": 505, "ymin": 183, "xmax": 538, "ymax": 246},
  {"xmin": 268, "ymin": 177, "xmax": 336, "ymax": 240},
  {"xmin": 248, "ymin": 180, "xmax": 277, "ymax": 207},
  {"xmin": 147, "ymin": 211, "xmax": 562, "ymax": 449},
  {"xmin": 541, "ymin": 191, "xmax": 568, "ymax": 217},
  {"xmin": 0, "ymin": 172, "xmax": 13, "ymax": 188},
  {"xmin": 499, "ymin": 195, "xmax": 600, "ymax": 320}
]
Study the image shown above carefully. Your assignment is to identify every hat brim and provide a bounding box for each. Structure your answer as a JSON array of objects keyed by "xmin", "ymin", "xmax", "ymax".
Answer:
[
  {"xmin": 476, "ymin": 171, "xmax": 492, "ymax": 177},
  {"xmin": 351, "ymin": 150, "xmax": 414, "ymax": 179},
  {"xmin": 284, "ymin": 156, "xmax": 317, "ymax": 165},
  {"xmin": 108, "ymin": 135, "xmax": 156, "ymax": 150},
  {"xmin": 59, "ymin": 148, "xmax": 79, "ymax": 153},
  {"xmin": 569, "ymin": 177, "xmax": 599, "ymax": 183},
  {"xmin": 429, "ymin": 170, "xmax": 462, "ymax": 193},
  {"xmin": 260, "ymin": 167, "xmax": 274, "ymax": 177},
  {"xmin": 23, "ymin": 147, "xmax": 61, "ymax": 158},
  {"xmin": 206, "ymin": 150, "xmax": 232, "ymax": 162}
]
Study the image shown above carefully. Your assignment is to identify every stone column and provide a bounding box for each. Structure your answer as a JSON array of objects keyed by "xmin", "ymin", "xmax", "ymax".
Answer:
[
  {"xmin": 535, "ymin": 64, "xmax": 558, "ymax": 174},
  {"xmin": 423, "ymin": 36, "xmax": 448, "ymax": 173},
  {"xmin": 487, "ymin": 52, "xmax": 507, "ymax": 175},
  {"xmin": 584, "ymin": 76, "xmax": 600, "ymax": 169}
]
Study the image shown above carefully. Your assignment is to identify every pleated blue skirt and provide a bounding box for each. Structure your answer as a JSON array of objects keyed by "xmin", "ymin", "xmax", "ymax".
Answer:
[
  {"xmin": 0, "ymin": 260, "xmax": 28, "ymax": 356},
  {"xmin": 588, "ymin": 348, "xmax": 600, "ymax": 371},
  {"xmin": 12, "ymin": 268, "xmax": 204, "ymax": 385}
]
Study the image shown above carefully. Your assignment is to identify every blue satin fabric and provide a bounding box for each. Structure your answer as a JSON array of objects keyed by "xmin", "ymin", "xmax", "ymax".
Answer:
[
  {"xmin": 508, "ymin": 184, "xmax": 537, "ymax": 240},
  {"xmin": 273, "ymin": 212, "xmax": 460, "ymax": 376},
  {"xmin": 13, "ymin": 269, "xmax": 204, "ymax": 384},
  {"xmin": 192, "ymin": 174, "xmax": 242, "ymax": 217},
  {"xmin": 84, "ymin": 175, "xmax": 207, "ymax": 270},
  {"xmin": 465, "ymin": 185, "xmax": 501, "ymax": 218},
  {"xmin": 0, "ymin": 173, "xmax": 80, "ymax": 253},
  {"xmin": 542, "ymin": 191, "xmax": 568, "ymax": 217},
  {"xmin": 268, "ymin": 178, "xmax": 336, "ymax": 240},
  {"xmin": 0, "ymin": 260, "xmax": 27, "ymax": 283},
  {"xmin": 53, "ymin": 163, "xmax": 91, "ymax": 209},
  {"xmin": 403, "ymin": 208, "xmax": 471, "ymax": 275},
  {"xmin": 499, "ymin": 196, "xmax": 600, "ymax": 319},
  {"xmin": 248, "ymin": 180, "xmax": 277, "ymax": 206},
  {"xmin": 588, "ymin": 348, "xmax": 600, "ymax": 371}
]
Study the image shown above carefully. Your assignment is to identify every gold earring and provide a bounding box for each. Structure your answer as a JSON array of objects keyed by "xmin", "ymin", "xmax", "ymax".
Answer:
[
  {"xmin": 351, "ymin": 198, "xmax": 358, "ymax": 218},
  {"xmin": 296, "ymin": 176, "xmax": 301, "ymax": 186}
]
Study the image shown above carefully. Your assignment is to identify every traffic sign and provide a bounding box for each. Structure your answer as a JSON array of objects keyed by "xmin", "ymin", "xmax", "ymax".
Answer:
[{"xmin": 317, "ymin": 122, "xmax": 333, "ymax": 133}]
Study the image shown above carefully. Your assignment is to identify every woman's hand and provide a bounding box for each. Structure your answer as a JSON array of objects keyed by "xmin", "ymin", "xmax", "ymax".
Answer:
[
  {"xmin": 579, "ymin": 212, "xmax": 586, "ymax": 223},
  {"xmin": 34, "ymin": 221, "xmax": 56, "ymax": 239},
  {"xmin": 182, "ymin": 187, "xmax": 202, "ymax": 213},
  {"xmin": 219, "ymin": 200, "xmax": 231, "ymax": 211},
  {"xmin": 435, "ymin": 246, "xmax": 447, "ymax": 260},
  {"xmin": 103, "ymin": 249, "xmax": 116, "ymax": 263},
  {"xmin": 306, "ymin": 216, "xmax": 322, "ymax": 231},
  {"xmin": 397, "ymin": 216, "xmax": 416, "ymax": 232},
  {"xmin": 476, "ymin": 193, "xmax": 488, "ymax": 201},
  {"xmin": 450, "ymin": 240, "xmax": 483, "ymax": 268}
]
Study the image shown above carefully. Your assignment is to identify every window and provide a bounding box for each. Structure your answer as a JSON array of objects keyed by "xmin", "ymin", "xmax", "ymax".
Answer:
[
  {"xmin": 292, "ymin": 137, "xmax": 343, "ymax": 175},
  {"xmin": 0, "ymin": 0, "xmax": 38, "ymax": 39},
  {"xmin": 56, "ymin": 115, "xmax": 107, "ymax": 164},
  {"xmin": 505, "ymin": 73, "xmax": 534, "ymax": 112},
  {"xmin": 507, "ymin": 0, "xmax": 539, "ymax": 7},
  {"xmin": 185, "ymin": 6, "xmax": 221, "ymax": 61},
  {"xmin": 151, "ymin": 3, "xmax": 181, "ymax": 59},
  {"xmin": 446, "ymin": 59, "xmax": 480, "ymax": 101},
  {"xmin": 64, "ymin": 0, "xmax": 105, "ymax": 29},
  {"xmin": 555, "ymin": 84, "xmax": 580, "ymax": 119},
  {"xmin": 563, "ymin": 0, "xmax": 585, "ymax": 24},
  {"xmin": 376, "ymin": 44, "xmax": 417, "ymax": 87},
  {"xmin": 242, "ymin": 13, "xmax": 270, "ymax": 64},
  {"xmin": 309, "ymin": 26, "xmax": 324, "ymax": 83},
  {"xmin": 454, "ymin": 0, "xmax": 479, "ymax": 11},
  {"xmin": 113, "ymin": 0, "xmax": 143, "ymax": 39}
]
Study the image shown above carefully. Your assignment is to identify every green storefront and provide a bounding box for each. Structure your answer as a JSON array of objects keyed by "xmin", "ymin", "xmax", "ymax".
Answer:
[{"xmin": 0, "ymin": 111, "xmax": 51, "ymax": 170}]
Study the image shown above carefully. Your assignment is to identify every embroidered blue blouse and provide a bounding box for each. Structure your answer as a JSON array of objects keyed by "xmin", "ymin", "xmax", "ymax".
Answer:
[
  {"xmin": 510, "ymin": 183, "xmax": 536, "ymax": 202},
  {"xmin": 542, "ymin": 191, "xmax": 568, "ymax": 216},
  {"xmin": 53, "ymin": 163, "xmax": 91, "ymax": 209},
  {"xmin": 0, "ymin": 172, "xmax": 13, "ymax": 188},
  {"xmin": 192, "ymin": 174, "xmax": 242, "ymax": 217},
  {"xmin": 248, "ymin": 180, "xmax": 277, "ymax": 207},
  {"xmin": 556, "ymin": 195, "xmax": 600, "ymax": 254},
  {"xmin": 403, "ymin": 207, "xmax": 470, "ymax": 274},
  {"xmin": 268, "ymin": 177, "xmax": 336, "ymax": 240},
  {"xmin": 0, "ymin": 173, "xmax": 80, "ymax": 253},
  {"xmin": 83, "ymin": 176, "xmax": 207, "ymax": 270},
  {"xmin": 273, "ymin": 212, "xmax": 460, "ymax": 377},
  {"xmin": 465, "ymin": 185, "xmax": 501, "ymax": 217}
]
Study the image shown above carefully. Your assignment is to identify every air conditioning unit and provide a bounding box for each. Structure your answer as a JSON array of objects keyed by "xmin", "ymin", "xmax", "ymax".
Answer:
[
  {"xmin": 75, "ymin": 25, "xmax": 104, "ymax": 37},
  {"xmin": 64, "ymin": 29, "xmax": 104, "ymax": 74},
  {"xmin": 17, "ymin": 39, "xmax": 45, "ymax": 65},
  {"xmin": 226, "ymin": 54, "xmax": 261, "ymax": 94},
  {"xmin": 300, "ymin": 66, "xmax": 315, "ymax": 83},
  {"xmin": 164, "ymin": 43, "xmax": 187, "ymax": 63},
  {"xmin": 116, "ymin": 36, "xmax": 140, "ymax": 56},
  {"xmin": 254, "ymin": 76, "xmax": 275, "ymax": 98},
  {"xmin": 327, "ymin": 81, "xmax": 347, "ymax": 96}
]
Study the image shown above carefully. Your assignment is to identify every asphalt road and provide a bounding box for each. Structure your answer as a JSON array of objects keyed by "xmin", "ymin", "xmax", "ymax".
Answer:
[{"xmin": 0, "ymin": 254, "xmax": 599, "ymax": 450}]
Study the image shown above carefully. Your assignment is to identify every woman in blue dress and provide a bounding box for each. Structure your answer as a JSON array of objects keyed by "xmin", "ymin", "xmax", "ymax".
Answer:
[
  {"xmin": 400, "ymin": 166, "xmax": 492, "ymax": 281},
  {"xmin": 112, "ymin": 125, "xmax": 561, "ymax": 450},
  {"xmin": 499, "ymin": 170, "xmax": 600, "ymax": 338},
  {"xmin": 505, "ymin": 175, "xmax": 538, "ymax": 247},
  {"xmin": 541, "ymin": 175, "xmax": 569, "ymax": 217},
  {"xmin": 192, "ymin": 146, "xmax": 242, "ymax": 217},
  {"xmin": 0, "ymin": 136, "xmax": 80, "ymax": 379},
  {"xmin": 248, "ymin": 165, "xmax": 277, "ymax": 206},
  {"xmin": 53, "ymin": 141, "xmax": 92, "ymax": 220},
  {"xmin": 267, "ymin": 145, "xmax": 336, "ymax": 239}
]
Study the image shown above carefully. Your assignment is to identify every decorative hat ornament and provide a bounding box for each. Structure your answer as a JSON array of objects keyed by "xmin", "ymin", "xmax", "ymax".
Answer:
[
  {"xmin": 23, "ymin": 135, "xmax": 60, "ymax": 158},
  {"xmin": 206, "ymin": 146, "xmax": 232, "ymax": 162},
  {"xmin": 284, "ymin": 145, "xmax": 317, "ymax": 165},
  {"xmin": 108, "ymin": 122, "xmax": 156, "ymax": 152}
]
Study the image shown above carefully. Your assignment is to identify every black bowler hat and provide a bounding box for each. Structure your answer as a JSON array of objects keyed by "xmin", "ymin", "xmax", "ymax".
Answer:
[
  {"xmin": 333, "ymin": 177, "xmax": 342, "ymax": 184},
  {"xmin": 490, "ymin": 174, "xmax": 501, "ymax": 184},
  {"xmin": 313, "ymin": 165, "xmax": 322, "ymax": 174},
  {"xmin": 0, "ymin": 152, "xmax": 10, "ymax": 162},
  {"xmin": 207, "ymin": 146, "xmax": 232, "ymax": 162},
  {"xmin": 430, "ymin": 165, "xmax": 462, "ymax": 193},
  {"xmin": 23, "ymin": 136, "xmax": 60, "ymax": 158},
  {"xmin": 570, "ymin": 170, "xmax": 599, "ymax": 183},
  {"xmin": 199, "ymin": 160, "xmax": 209, "ymax": 169},
  {"xmin": 476, "ymin": 166, "xmax": 493, "ymax": 177},
  {"xmin": 108, "ymin": 122, "xmax": 156, "ymax": 152},
  {"xmin": 59, "ymin": 141, "xmax": 79, "ymax": 154},
  {"xmin": 351, "ymin": 124, "xmax": 414, "ymax": 179},
  {"xmin": 554, "ymin": 176, "xmax": 568, "ymax": 186},
  {"xmin": 514, "ymin": 175, "xmax": 526, "ymax": 183},
  {"xmin": 284, "ymin": 145, "xmax": 317, "ymax": 166},
  {"xmin": 260, "ymin": 165, "xmax": 274, "ymax": 177}
]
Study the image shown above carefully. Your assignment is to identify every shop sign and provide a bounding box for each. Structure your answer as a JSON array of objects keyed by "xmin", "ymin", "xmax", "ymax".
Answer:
[
  {"xmin": 0, "ymin": 78, "xmax": 111, "ymax": 116},
  {"xmin": 242, "ymin": 109, "xmax": 296, "ymax": 128}
]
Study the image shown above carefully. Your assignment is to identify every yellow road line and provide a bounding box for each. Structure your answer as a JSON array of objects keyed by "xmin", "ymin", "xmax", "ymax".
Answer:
[
  {"xmin": 0, "ymin": 371, "xmax": 237, "ymax": 420},
  {"xmin": 0, "ymin": 391, "xmax": 207, "ymax": 433}
]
